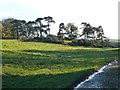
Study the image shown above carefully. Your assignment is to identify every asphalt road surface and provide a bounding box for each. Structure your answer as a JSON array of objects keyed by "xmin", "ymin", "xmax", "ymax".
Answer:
[{"xmin": 74, "ymin": 60, "xmax": 120, "ymax": 89}]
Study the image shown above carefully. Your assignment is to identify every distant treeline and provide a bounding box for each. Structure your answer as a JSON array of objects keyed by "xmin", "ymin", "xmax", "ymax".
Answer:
[{"xmin": 1, "ymin": 17, "xmax": 112, "ymax": 47}]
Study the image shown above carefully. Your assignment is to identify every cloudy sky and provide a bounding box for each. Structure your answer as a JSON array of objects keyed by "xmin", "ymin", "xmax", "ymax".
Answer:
[{"xmin": 0, "ymin": 0, "xmax": 119, "ymax": 39}]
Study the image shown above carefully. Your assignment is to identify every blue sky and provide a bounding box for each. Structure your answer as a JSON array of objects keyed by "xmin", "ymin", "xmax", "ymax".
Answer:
[{"xmin": 0, "ymin": 0, "xmax": 119, "ymax": 39}]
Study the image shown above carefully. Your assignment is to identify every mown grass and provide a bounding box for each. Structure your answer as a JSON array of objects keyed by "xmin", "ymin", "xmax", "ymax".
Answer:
[{"xmin": 1, "ymin": 40, "xmax": 119, "ymax": 88}]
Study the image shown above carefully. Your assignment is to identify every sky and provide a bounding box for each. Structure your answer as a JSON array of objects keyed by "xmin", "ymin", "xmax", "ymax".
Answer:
[{"xmin": 0, "ymin": 0, "xmax": 119, "ymax": 39}]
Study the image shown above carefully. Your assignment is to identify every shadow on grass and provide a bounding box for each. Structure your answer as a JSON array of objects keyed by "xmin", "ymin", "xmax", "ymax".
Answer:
[
  {"xmin": 2, "ymin": 49, "xmax": 119, "ymax": 89},
  {"xmin": 2, "ymin": 49, "xmax": 119, "ymax": 69},
  {"xmin": 2, "ymin": 68, "xmax": 95, "ymax": 89}
]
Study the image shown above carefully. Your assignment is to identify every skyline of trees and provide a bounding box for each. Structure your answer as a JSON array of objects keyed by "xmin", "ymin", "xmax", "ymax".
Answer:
[
  {"xmin": 80, "ymin": 22, "xmax": 106, "ymax": 40},
  {"xmin": 1, "ymin": 16, "xmax": 55, "ymax": 39},
  {"xmin": 1, "ymin": 17, "xmax": 107, "ymax": 41}
]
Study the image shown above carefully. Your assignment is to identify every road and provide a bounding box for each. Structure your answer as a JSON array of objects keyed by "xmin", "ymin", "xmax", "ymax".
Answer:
[{"xmin": 74, "ymin": 60, "xmax": 120, "ymax": 89}]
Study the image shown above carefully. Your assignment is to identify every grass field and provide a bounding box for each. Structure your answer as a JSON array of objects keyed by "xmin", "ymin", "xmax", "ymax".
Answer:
[
  {"xmin": 1, "ymin": 40, "xmax": 119, "ymax": 88},
  {"xmin": 109, "ymin": 39, "xmax": 120, "ymax": 48}
]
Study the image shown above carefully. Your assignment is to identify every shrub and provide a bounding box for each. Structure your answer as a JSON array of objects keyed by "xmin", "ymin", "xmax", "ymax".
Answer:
[
  {"xmin": 19, "ymin": 36, "xmax": 33, "ymax": 42},
  {"xmin": 20, "ymin": 35, "xmax": 64, "ymax": 44},
  {"xmin": 69, "ymin": 38, "xmax": 110, "ymax": 48},
  {"xmin": 46, "ymin": 35, "xmax": 64, "ymax": 44},
  {"xmin": 109, "ymin": 42, "xmax": 120, "ymax": 48},
  {"xmin": 70, "ymin": 39, "xmax": 94, "ymax": 46}
]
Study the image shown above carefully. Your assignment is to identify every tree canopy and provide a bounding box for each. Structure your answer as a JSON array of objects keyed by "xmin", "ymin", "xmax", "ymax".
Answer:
[{"xmin": 1, "ymin": 17, "xmax": 109, "ymax": 47}]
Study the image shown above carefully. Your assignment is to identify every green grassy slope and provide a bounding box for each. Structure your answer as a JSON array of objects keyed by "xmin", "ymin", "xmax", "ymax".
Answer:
[
  {"xmin": 1, "ymin": 40, "xmax": 119, "ymax": 88},
  {"xmin": 109, "ymin": 39, "xmax": 120, "ymax": 47}
]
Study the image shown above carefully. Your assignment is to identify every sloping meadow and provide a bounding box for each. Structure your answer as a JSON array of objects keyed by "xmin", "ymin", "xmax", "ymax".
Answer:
[{"xmin": 1, "ymin": 40, "xmax": 119, "ymax": 88}]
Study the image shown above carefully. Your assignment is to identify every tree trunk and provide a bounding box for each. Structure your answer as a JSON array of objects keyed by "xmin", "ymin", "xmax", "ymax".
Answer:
[
  {"xmin": 40, "ymin": 30, "xmax": 42, "ymax": 37},
  {"xmin": 17, "ymin": 30, "xmax": 19, "ymax": 40}
]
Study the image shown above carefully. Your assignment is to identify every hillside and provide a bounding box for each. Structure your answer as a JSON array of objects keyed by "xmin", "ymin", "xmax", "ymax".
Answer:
[
  {"xmin": 1, "ymin": 40, "xmax": 119, "ymax": 88},
  {"xmin": 109, "ymin": 39, "xmax": 120, "ymax": 47}
]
